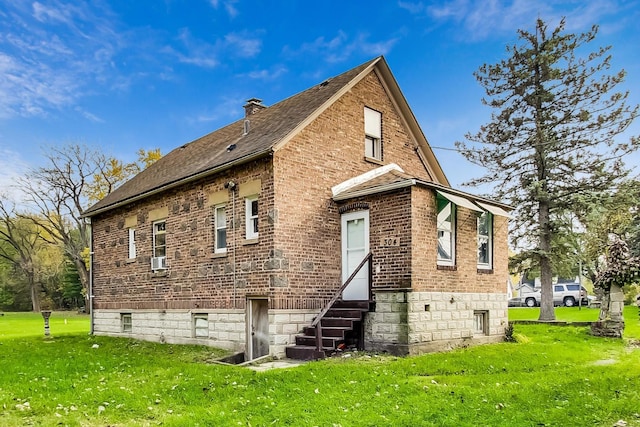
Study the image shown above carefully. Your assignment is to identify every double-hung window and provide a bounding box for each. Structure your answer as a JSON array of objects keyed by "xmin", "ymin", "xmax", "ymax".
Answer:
[
  {"xmin": 214, "ymin": 205, "xmax": 227, "ymax": 253},
  {"xmin": 245, "ymin": 196, "xmax": 258, "ymax": 240},
  {"xmin": 436, "ymin": 196, "xmax": 455, "ymax": 265},
  {"xmin": 364, "ymin": 107, "xmax": 382, "ymax": 161},
  {"xmin": 152, "ymin": 220, "xmax": 167, "ymax": 270},
  {"xmin": 477, "ymin": 211, "xmax": 492, "ymax": 269},
  {"xmin": 128, "ymin": 228, "xmax": 136, "ymax": 259}
]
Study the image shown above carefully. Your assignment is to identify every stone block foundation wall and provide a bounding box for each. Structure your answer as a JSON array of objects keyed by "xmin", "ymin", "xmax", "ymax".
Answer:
[
  {"xmin": 364, "ymin": 290, "xmax": 508, "ymax": 355},
  {"xmin": 93, "ymin": 308, "xmax": 317, "ymax": 358}
]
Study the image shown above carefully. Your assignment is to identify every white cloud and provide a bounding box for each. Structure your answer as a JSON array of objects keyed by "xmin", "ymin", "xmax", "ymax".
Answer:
[
  {"xmin": 74, "ymin": 107, "xmax": 104, "ymax": 123},
  {"xmin": 285, "ymin": 31, "xmax": 398, "ymax": 63},
  {"xmin": 188, "ymin": 96, "xmax": 244, "ymax": 124},
  {"xmin": 209, "ymin": 0, "xmax": 240, "ymax": 18},
  {"xmin": 0, "ymin": 2, "xmax": 122, "ymax": 119},
  {"xmin": 422, "ymin": 0, "xmax": 625, "ymax": 41},
  {"xmin": 168, "ymin": 29, "xmax": 262, "ymax": 68},
  {"xmin": 0, "ymin": 148, "xmax": 29, "ymax": 202},
  {"xmin": 32, "ymin": 1, "xmax": 75, "ymax": 25},
  {"xmin": 224, "ymin": 32, "xmax": 262, "ymax": 57},
  {"xmin": 398, "ymin": 1, "xmax": 425, "ymax": 14},
  {"xmin": 245, "ymin": 66, "xmax": 288, "ymax": 80}
]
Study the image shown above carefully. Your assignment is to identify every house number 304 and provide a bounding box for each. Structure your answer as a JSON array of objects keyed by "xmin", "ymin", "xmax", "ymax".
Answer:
[{"xmin": 380, "ymin": 237, "xmax": 399, "ymax": 247}]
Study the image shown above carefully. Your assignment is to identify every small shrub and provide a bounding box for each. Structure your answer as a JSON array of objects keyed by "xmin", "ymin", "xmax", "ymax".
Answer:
[
  {"xmin": 513, "ymin": 333, "xmax": 531, "ymax": 344},
  {"xmin": 504, "ymin": 322, "xmax": 515, "ymax": 342}
]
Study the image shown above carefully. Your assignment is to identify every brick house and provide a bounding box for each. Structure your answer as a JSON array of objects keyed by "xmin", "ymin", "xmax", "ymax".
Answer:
[{"xmin": 83, "ymin": 56, "xmax": 511, "ymax": 360}]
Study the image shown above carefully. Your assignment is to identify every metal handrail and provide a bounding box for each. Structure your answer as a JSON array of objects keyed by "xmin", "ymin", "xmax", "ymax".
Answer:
[{"xmin": 312, "ymin": 252, "xmax": 372, "ymax": 353}]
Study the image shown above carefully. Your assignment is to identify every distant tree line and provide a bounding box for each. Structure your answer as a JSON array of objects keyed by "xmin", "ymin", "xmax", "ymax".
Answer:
[{"xmin": 0, "ymin": 145, "xmax": 161, "ymax": 312}]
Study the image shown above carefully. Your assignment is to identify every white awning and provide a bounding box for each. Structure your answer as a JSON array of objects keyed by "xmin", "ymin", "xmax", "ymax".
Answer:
[
  {"xmin": 436, "ymin": 190, "xmax": 484, "ymax": 213},
  {"xmin": 476, "ymin": 201, "xmax": 512, "ymax": 218}
]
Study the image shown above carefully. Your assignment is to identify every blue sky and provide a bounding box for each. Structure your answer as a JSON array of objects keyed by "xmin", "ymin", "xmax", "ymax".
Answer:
[{"xmin": 1, "ymin": 0, "xmax": 639, "ymax": 195}]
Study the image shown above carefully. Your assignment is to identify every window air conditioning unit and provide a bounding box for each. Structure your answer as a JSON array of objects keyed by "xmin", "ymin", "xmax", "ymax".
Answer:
[{"xmin": 151, "ymin": 256, "xmax": 166, "ymax": 271}]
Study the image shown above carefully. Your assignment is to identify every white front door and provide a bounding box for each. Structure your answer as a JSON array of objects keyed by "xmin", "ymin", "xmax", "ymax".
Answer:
[{"xmin": 341, "ymin": 211, "xmax": 370, "ymax": 300}]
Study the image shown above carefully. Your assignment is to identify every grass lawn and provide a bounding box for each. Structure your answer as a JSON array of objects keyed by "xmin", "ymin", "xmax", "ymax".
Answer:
[
  {"xmin": 0, "ymin": 308, "xmax": 638, "ymax": 426},
  {"xmin": 509, "ymin": 305, "xmax": 640, "ymax": 339},
  {"xmin": 0, "ymin": 311, "xmax": 90, "ymax": 339}
]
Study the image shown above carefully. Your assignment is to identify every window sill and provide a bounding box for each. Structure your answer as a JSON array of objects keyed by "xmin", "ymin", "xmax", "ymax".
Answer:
[
  {"xmin": 477, "ymin": 268, "xmax": 493, "ymax": 274},
  {"xmin": 243, "ymin": 238, "xmax": 259, "ymax": 246},
  {"xmin": 151, "ymin": 270, "xmax": 169, "ymax": 278},
  {"xmin": 211, "ymin": 251, "xmax": 228, "ymax": 259},
  {"xmin": 437, "ymin": 264, "xmax": 457, "ymax": 271},
  {"xmin": 364, "ymin": 156, "xmax": 383, "ymax": 165},
  {"xmin": 126, "ymin": 258, "xmax": 136, "ymax": 264}
]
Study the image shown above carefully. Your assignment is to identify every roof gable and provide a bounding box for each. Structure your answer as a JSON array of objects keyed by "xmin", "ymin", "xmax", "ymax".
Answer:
[{"xmin": 83, "ymin": 56, "xmax": 448, "ymax": 217}]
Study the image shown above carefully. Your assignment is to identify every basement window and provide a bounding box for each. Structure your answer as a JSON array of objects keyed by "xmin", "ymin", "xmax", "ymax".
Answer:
[
  {"xmin": 193, "ymin": 314, "xmax": 209, "ymax": 338},
  {"xmin": 121, "ymin": 313, "xmax": 132, "ymax": 333},
  {"xmin": 473, "ymin": 311, "xmax": 488, "ymax": 335}
]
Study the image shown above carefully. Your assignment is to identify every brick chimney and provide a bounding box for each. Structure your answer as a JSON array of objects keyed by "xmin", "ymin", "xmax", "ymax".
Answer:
[{"xmin": 243, "ymin": 98, "xmax": 266, "ymax": 117}]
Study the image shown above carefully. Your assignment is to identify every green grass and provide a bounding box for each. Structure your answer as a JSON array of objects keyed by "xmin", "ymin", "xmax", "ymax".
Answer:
[
  {"xmin": 0, "ymin": 311, "xmax": 90, "ymax": 339},
  {"xmin": 0, "ymin": 309, "xmax": 639, "ymax": 426},
  {"xmin": 509, "ymin": 305, "xmax": 640, "ymax": 338}
]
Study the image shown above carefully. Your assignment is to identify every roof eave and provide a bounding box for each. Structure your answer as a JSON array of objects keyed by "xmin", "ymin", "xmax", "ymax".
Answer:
[
  {"xmin": 415, "ymin": 179, "xmax": 513, "ymax": 210},
  {"xmin": 82, "ymin": 149, "xmax": 273, "ymax": 218},
  {"xmin": 332, "ymin": 179, "xmax": 416, "ymax": 202},
  {"xmin": 272, "ymin": 57, "xmax": 382, "ymax": 153},
  {"xmin": 373, "ymin": 58, "xmax": 450, "ymax": 186}
]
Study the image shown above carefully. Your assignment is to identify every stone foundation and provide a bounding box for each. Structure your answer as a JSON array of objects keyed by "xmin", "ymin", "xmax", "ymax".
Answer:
[
  {"xmin": 93, "ymin": 308, "xmax": 317, "ymax": 357},
  {"xmin": 591, "ymin": 320, "xmax": 625, "ymax": 338},
  {"xmin": 364, "ymin": 290, "xmax": 508, "ymax": 354}
]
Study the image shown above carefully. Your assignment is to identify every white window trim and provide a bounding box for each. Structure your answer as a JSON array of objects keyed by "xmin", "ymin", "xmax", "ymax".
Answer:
[
  {"xmin": 245, "ymin": 196, "xmax": 259, "ymax": 240},
  {"xmin": 477, "ymin": 212, "xmax": 493, "ymax": 269},
  {"xmin": 473, "ymin": 311, "xmax": 488, "ymax": 335},
  {"xmin": 121, "ymin": 313, "xmax": 132, "ymax": 333},
  {"xmin": 214, "ymin": 204, "xmax": 227, "ymax": 254},
  {"xmin": 128, "ymin": 228, "xmax": 136, "ymax": 259},
  {"xmin": 193, "ymin": 313, "xmax": 209, "ymax": 338},
  {"xmin": 364, "ymin": 107, "xmax": 382, "ymax": 161},
  {"xmin": 152, "ymin": 220, "xmax": 167, "ymax": 271},
  {"xmin": 436, "ymin": 199, "xmax": 456, "ymax": 266}
]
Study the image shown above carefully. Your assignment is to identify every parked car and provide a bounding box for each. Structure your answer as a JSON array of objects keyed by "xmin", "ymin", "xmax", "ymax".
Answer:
[{"xmin": 512, "ymin": 283, "xmax": 588, "ymax": 307}]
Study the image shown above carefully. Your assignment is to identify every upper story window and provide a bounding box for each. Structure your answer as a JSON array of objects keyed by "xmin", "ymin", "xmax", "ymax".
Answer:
[
  {"xmin": 245, "ymin": 196, "xmax": 259, "ymax": 240},
  {"xmin": 364, "ymin": 107, "xmax": 382, "ymax": 161},
  {"xmin": 477, "ymin": 211, "xmax": 492, "ymax": 269},
  {"xmin": 152, "ymin": 220, "xmax": 167, "ymax": 270},
  {"xmin": 128, "ymin": 228, "xmax": 136, "ymax": 259},
  {"xmin": 437, "ymin": 196, "xmax": 455, "ymax": 266},
  {"xmin": 214, "ymin": 205, "xmax": 227, "ymax": 253}
]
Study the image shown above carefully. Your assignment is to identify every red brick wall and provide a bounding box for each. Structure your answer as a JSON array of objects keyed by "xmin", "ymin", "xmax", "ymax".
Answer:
[
  {"xmin": 92, "ymin": 158, "xmax": 275, "ymax": 310},
  {"xmin": 270, "ymin": 71, "xmax": 433, "ymax": 308},
  {"xmin": 91, "ymin": 67, "xmax": 507, "ymax": 313},
  {"xmin": 410, "ymin": 187, "xmax": 509, "ymax": 293},
  {"xmin": 353, "ymin": 190, "xmax": 413, "ymax": 290}
]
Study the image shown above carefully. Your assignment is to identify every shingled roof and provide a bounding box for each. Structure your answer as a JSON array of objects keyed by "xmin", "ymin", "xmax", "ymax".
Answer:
[{"xmin": 83, "ymin": 56, "xmax": 448, "ymax": 217}]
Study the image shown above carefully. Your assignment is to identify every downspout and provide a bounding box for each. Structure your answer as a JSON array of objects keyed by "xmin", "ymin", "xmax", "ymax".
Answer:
[
  {"xmin": 88, "ymin": 217, "xmax": 94, "ymax": 334},
  {"xmin": 225, "ymin": 180, "xmax": 238, "ymax": 308},
  {"xmin": 232, "ymin": 187, "xmax": 237, "ymax": 308}
]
